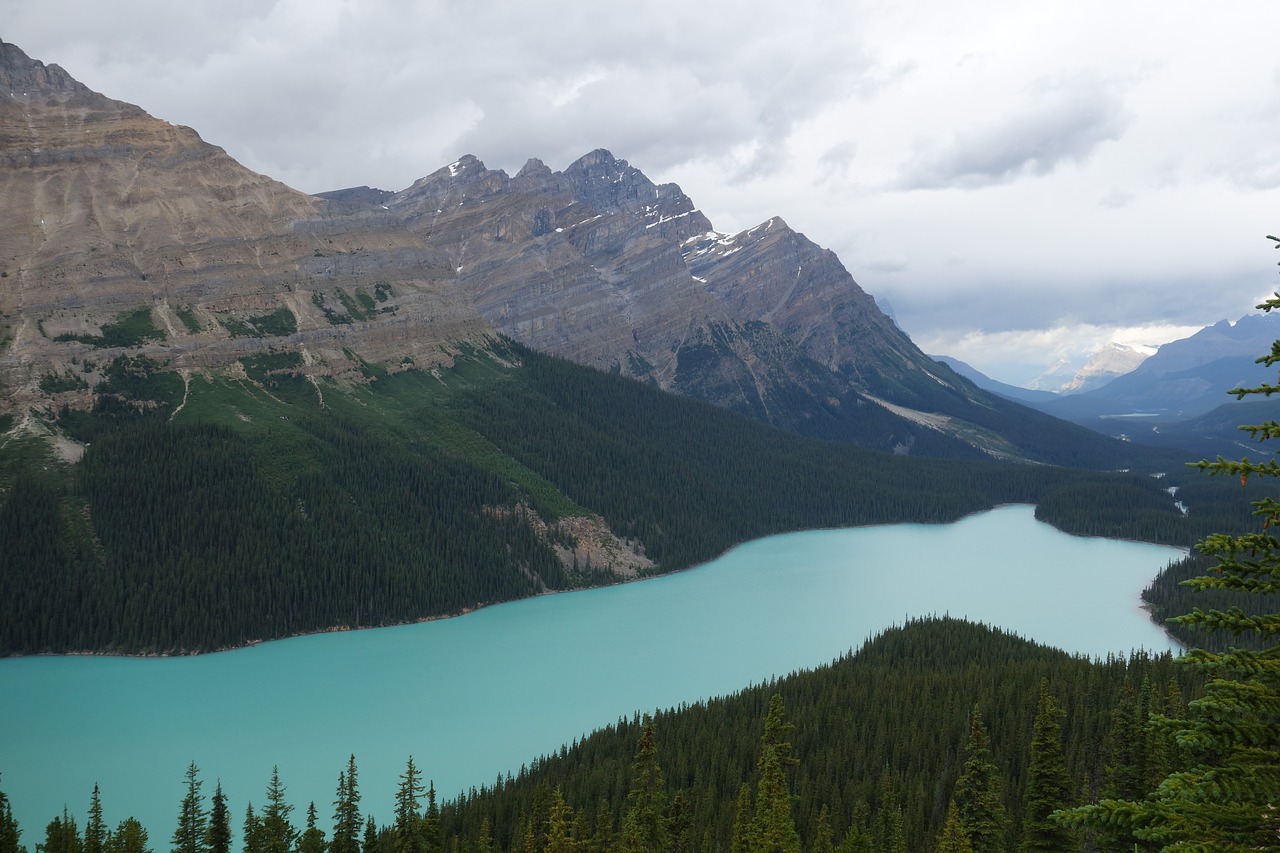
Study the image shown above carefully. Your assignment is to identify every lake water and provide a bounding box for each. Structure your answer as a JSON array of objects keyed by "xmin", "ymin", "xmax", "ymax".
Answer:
[{"xmin": 0, "ymin": 505, "xmax": 1183, "ymax": 843}]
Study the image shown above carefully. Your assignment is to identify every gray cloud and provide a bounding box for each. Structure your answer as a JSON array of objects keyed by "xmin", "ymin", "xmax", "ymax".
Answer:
[{"xmin": 897, "ymin": 81, "xmax": 1130, "ymax": 190}]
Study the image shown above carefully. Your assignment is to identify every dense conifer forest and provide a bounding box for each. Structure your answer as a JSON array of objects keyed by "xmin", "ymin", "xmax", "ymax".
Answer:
[{"xmin": 0, "ymin": 341, "xmax": 1225, "ymax": 656}]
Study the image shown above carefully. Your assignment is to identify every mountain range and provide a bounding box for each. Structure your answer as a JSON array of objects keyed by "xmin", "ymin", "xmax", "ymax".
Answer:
[
  {"xmin": 0, "ymin": 38, "xmax": 1155, "ymax": 469},
  {"xmin": 948, "ymin": 313, "xmax": 1280, "ymax": 456}
]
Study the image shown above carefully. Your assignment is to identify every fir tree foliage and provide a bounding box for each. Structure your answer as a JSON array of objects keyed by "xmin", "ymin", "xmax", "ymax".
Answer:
[
  {"xmin": 171, "ymin": 764, "xmax": 206, "ymax": 853},
  {"xmin": 332, "ymin": 757, "xmax": 363, "ymax": 853},
  {"xmin": 106, "ymin": 819, "xmax": 149, "ymax": 853},
  {"xmin": 205, "ymin": 785, "xmax": 230, "ymax": 853},
  {"xmin": 952, "ymin": 706, "xmax": 1008, "ymax": 853},
  {"xmin": 935, "ymin": 802, "xmax": 974, "ymax": 853},
  {"xmin": 617, "ymin": 719, "xmax": 668, "ymax": 853},
  {"xmin": 747, "ymin": 696, "xmax": 800, "ymax": 853},
  {"xmin": 0, "ymin": 782, "xmax": 25, "ymax": 853},
  {"xmin": 1017, "ymin": 681, "xmax": 1072, "ymax": 852},
  {"xmin": 84, "ymin": 787, "xmax": 105, "ymax": 853},
  {"xmin": 1054, "ymin": 287, "xmax": 1280, "ymax": 850}
]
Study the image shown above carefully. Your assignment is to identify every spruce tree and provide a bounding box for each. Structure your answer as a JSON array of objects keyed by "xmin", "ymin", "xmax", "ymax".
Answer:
[
  {"xmin": 171, "ymin": 764, "xmax": 207, "ymax": 853},
  {"xmin": 1055, "ymin": 287, "xmax": 1280, "ymax": 851},
  {"xmin": 393, "ymin": 759, "xmax": 424, "ymax": 853},
  {"xmin": 617, "ymin": 719, "xmax": 668, "ymax": 853},
  {"xmin": 729, "ymin": 785, "xmax": 753, "ymax": 853},
  {"xmin": 298, "ymin": 804, "xmax": 325, "ymax": 853},
  {"xmin": 588, "ymin": 803, "xmax": 611, "ymax": 853},
  {"xmin": 241, "ymin": 806, "xmax": 260, "ymax": 853},
  {"xmin": 206, "ymin": 784, "xmax": 230, "ymax": 853},
  {"xmin": 361, "ymin": 817, "xmax": 379, "ymax": 853},
  {"xmin": 421, "ymin": 784, "xmax": 440, "ymax": 853},
  {"xmin": 952, "ymin": 706, "xmax": 1007, "ymax": 853},
  {"xmin": 749, "ymin": 695, "xmax": 800, "ymax": 853},
  {"xmin": 257, "ymin": 768, "xmax": 295, "ymax": 853},
  {"xmin": 870, "ymin": 770, "xmax": 906, "ymax": 853},
  {"xmin": 1100, "ymin": 680, "xmax": 1145, "ymax": 801},
  {"xmin": 474, "ymin": 818, "xmax": 494, "ymax": 853},
  {"xmin": 106, "ymin": 820, "xmax": 149, "ymax": 853},
  {"xmin": 1018, "ymin": 680, "xmax": 1072, "ymax": 852},
  {"xmin": 0, "ymin": 782, "xmax": 22, "ymax": 853},
  {"xmin": 809, "ymin": 807, "xmax": 833, "ymax": 853},
  {"xmin": 41, "ymin": 811, "xmax": 81, "ymax": 853},
  {"xmin": 84, "ymin": 786, "xmax": 105, "ymax": 853},
  {"xmin": 936, "ymin": 801, "xmax": 974, "ymax": 853},
  {"xmin": 543, "ymin": 788, "xmax": 573, "ymax": 853},
  {"xmin": 332, "ymin": 757, "xmax": 362, "ymax": 853}
]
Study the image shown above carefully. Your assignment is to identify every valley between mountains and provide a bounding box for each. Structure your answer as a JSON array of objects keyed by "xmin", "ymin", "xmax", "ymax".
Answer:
[{"xmin": 0, "ymin": 36, "xmax": 1249, "ymax": 659}]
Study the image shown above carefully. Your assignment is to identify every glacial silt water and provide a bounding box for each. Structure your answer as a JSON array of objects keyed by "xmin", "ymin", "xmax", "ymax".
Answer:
[{"xmin": 0, "ymin": 506, "xmax": 1183, "ymax": 842}]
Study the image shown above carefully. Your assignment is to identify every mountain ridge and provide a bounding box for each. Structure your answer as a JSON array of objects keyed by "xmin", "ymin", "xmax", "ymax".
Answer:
[{"xmin": 1, "ymin": 38, "xmax": 1159, "ymax": 469}]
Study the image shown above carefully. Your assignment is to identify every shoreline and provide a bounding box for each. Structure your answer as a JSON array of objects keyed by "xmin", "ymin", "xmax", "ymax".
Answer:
[{"xmin": 10, "ymin": 503, "xmax": 1192, "ymax": 661}]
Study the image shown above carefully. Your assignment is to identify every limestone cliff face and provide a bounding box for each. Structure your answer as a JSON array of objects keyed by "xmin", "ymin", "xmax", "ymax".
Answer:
[
  {"xmin": 386, "ymin": 150, "xmax": 729, "ymax": 384},
  {"xmin": 0, "ymin": 40, "xmax": 489, "ymax": 415},
  {"xmin": 380, "ymin": 148, "xmax": 971, "ymax": 433}
]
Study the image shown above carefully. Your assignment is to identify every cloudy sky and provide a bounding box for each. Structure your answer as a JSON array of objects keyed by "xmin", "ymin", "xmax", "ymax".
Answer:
[{"xmin": 6, "ymin": 1, "xmax": 1279, "ymax": 384}]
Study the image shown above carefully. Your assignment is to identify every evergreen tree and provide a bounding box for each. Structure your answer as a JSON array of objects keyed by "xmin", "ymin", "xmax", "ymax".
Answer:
[
  {"xmin": 172, "ymin": 764, "xmax": 207, "ymax": 853},
  {"xmin": 749, "ymin": 697, "xmax": 800, "ymax": 853},
  {"xmin": 1018, "ymin": 681, "xmax": 1072, "ymax": 852},
  {"xmin": 588, "ymin": 801, "xmax": 612, "ymax": 853},
  {"xmin": 729, "ymin": 785, "xmax": 753, "ymax": 853},
  {"xmin": 935, "ymin": 802, "xmax": 974, "ymax": 853},
  {"xmin": 393, "ymin": 759, "xmax": 424, "ymax": 853},
  {"xmin": 332, "ymin": 757, "xmax": 362, "ymax": 853},
  {"xmin": 361, "ymin": 817, "xmax": 379, "ymax": 853},
  {"xmin": 0, "ymin": 785, "xmax": 24, "ymax": 853},
  {"xmin": 808, "ymin": 806, "xmax": 833, "ymax": 853},
  {"xmin": 832, "ymin": 822, "xmax": 871, "ymax": 853},
  {"xmin": 667, "ymin": 791, "xmax": 692, "ymax": 853},
  {"xmin": 39, "ymin": 811, "xmax": 80, "ymax": 853},
  {"xmin": 421, "ymin": 784, "xmax": 440, "ymax": 853},
  {"xmin": 257, "ymin": 768, "xmax": 296, "ymax": 853},
  {"xmin": 84, "ymin": 786, "xmax": 106, "ymax": 853},
  {"xmin": 952, "ymin": 706, "xmax": 1007, "ymax": 853},
  {"xmin": 1055, "ymin": 288, "xmax": 1280, "ymax": 851},
  {"xmin": 298, "ymin": 804, "xmax": 325, "ymax": 853},
  {"xmin": 617, "ymin": 719, "xmax": 668, "ymax": 853},
  {"xmin": 1100, "ymin": 680, "xmax": 1145, "ymax": 801},
  {"xmin": 241, "ymin": 806, "xmax": 260, "ymax": 853},
  {"xmin": 206, "ymin": 784, "xmax": 230, "ymax": 853},
  {"xmin": 870, "ymin": 770, "xmax": 906, "ymax": 853},
  {"xmin": 544, "ymin": 788, "xmax": 573, "ymax": 853},
  {"xmin": 474, "ymin": 818, "xmax": 494, "ymax": 853},
  {"xmin": 106, "ymin": 820, "xmax": 149, "ymax": 853}
]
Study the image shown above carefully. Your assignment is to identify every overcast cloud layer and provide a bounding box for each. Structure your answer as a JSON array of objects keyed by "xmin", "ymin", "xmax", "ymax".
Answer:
[{"xmin": 6, "ymin": 0, "xmax": 1278, "ymax": 384}]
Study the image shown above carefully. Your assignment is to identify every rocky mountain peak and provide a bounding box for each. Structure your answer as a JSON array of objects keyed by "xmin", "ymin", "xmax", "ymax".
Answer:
[
  {"xmin": 1, "ymin": 39, "xmax": 84, "ymax": 95},
  {"xmin": 515, "ymin": 157, "xmax": 552, "ymax": 180}
]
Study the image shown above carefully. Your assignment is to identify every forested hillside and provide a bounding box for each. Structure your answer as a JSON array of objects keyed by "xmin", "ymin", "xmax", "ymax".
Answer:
[{"xmin": 0, "ymin": 341, "xmax": 1209, "ymax": 656}]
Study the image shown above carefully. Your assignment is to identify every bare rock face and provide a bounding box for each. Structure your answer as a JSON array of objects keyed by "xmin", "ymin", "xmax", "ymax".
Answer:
[
  {"xmin": 386, "ymin": 150, "xmax": 729, "ymax": 385},
  {"xmin": 379, "ymin": 148, "xmax": 969, "ymax": 430},
  {"xmin": 0, "ymin": 40, "xmax": 489, "ymax": 415}
]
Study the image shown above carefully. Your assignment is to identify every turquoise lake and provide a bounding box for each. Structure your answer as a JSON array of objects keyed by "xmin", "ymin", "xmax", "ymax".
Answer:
[{"xmin": 0, "ymin": 505, "xmax": 1184, "ymax": 843}]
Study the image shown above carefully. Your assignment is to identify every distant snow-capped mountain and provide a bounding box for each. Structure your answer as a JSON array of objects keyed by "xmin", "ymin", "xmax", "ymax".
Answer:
[{"xmin": 1060, "ymin": 342, "xmax": 1155, "ymax": 393}]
